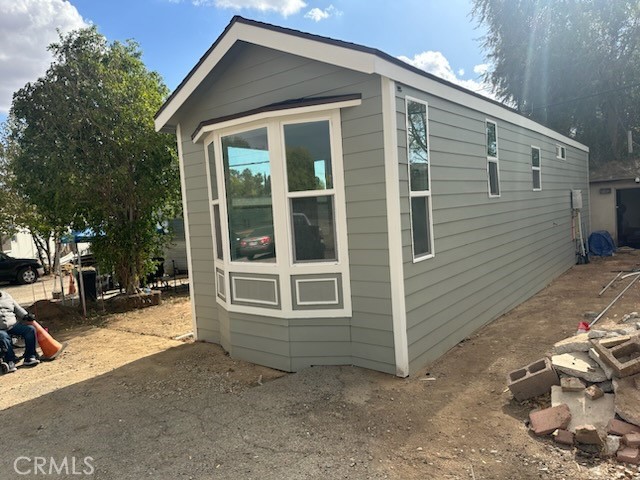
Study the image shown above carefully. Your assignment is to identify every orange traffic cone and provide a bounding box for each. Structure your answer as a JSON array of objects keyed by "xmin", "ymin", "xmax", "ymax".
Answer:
[
  {"xmin": 68, "ymin": 274, "xmax": 76, "ymax": 295},
  {"xmin": 26, "ymin": 320, "xmax": 67, "ymax": 361}
]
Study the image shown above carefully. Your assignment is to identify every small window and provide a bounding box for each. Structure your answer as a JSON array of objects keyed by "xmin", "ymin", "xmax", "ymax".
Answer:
[
  {"xmin": 486, "ymin": 120, "xmax": 500, "ymax": 197},
  {"xmin": 531, "ymin": 146, "xmax": 541, "ymax": 191},
  {"xmin": 555, "ymin": 144, "xmax": 566, "ymax": 160},
  {"xmin": 406, "ymin": 98, "xmax": 434, "ymax": 260}
]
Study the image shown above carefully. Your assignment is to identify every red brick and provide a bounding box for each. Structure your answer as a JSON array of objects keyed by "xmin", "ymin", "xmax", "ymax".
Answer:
[
  {"xmin": 617, "ymin": 446, "xmax": 640, "ymax": 464},
  {"xmin": 529, "ymin": 404, "xmax": 571, "ymax": 436},
  {"xmin": 607, "ymin": 419, "xmax": 640, "ymax": 436},
  {"xmin": 553, "ymin": 429, "xmax": 574, "ymax": 446},
  {"xmin": 624, "ymin": 432, "xmax": 640, "ymax": 447}
]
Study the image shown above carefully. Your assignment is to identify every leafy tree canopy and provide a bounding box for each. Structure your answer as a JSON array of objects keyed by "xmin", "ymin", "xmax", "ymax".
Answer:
[
  {"xmin": 472, "ymin": 0, "xmax": 640, "ymax": 165},
  {"xmin": 6, "ymin": 27, "xmax": 180, "ymax": 293}
]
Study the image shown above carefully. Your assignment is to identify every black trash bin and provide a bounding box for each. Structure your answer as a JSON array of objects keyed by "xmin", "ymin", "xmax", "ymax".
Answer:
[{"xmin": 76, "ymin": 268, "xmax": 98, "ymax": 302}]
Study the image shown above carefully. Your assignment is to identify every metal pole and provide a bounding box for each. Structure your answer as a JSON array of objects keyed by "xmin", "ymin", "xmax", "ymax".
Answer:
[
  {"xmin": 590, "ymin": 274, "xmax": 640, "ymax": 327},
  {"xmin": 599, "ymin": 271, "xmax": 622, "ymax": 296}
]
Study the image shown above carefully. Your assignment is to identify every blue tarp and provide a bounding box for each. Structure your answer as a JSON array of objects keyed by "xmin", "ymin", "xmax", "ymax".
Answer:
[{"xmin": 589, "ymin": 230, "xmax": 616, "ymax": 257}]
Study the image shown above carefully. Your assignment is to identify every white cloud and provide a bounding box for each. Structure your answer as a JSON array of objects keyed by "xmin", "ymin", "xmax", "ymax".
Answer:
[
  {"xmin": 196, "ymin": 0, "xmax": 307, "ymax": 17},
  {"xmin": 305, "ymin": 4, "xmax": 341, "ymax": 22},
  {"xmin": 457, "ymin": 68, "xmax": 465, "ymax": 77},
  {"xmin": 474, "ymin": 63, "xmax": 489, "ymax": 76},
  {"xmin": 0, "ymin": 0, "xmax": 88, "ymax": 115},
  {"xmin": 398, "ymin": 51, "xmax": 495, "ymax": 100}
]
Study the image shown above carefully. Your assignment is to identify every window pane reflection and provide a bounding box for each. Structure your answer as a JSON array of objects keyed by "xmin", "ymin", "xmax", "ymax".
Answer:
[
  {"xmin": 284, "ymin": 121, "xmax": 333, "ymax": 192},
  {"xmin": 407, "ymin": 101, "xmax": 429, "ymax": 192},
  {"xmin": 222, "ymin": 128, "xmax": 276, "ymax": 262},
  {"xmin": 411, "ymin": 196, "xmax": 431, "ymax": 256},
  {"xmin": 291, "ymin": 196, "xmax": 336, "ymax": 262}
]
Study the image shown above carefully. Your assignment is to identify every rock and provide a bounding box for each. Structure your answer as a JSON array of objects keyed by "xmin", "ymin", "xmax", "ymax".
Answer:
[
  {"xmin": 614, "ymin": 375, "xmax": 640, "ymax": 427},
  {"xmin": 617, "ymin": 446, "xmax": 640, "ymax": 464},
  {"xmin": 603, "ymin": 435, "xmax": 621, "ymax": 458},
  {"xmin": 561, "ymin": 376, "xmax": 585, "ymax": 392},
  {"xmin": 589, "ymin": 348, "xmax": 615, "ymax": 380},
  {"xmin": 615, "ymin": 326, "xmax": 639, "ymax": 336},
  {"xmin": 588, "ymin": 330, "xmax": 609, "ymax": 339},
  {"xmin": 585, "ymin": 385, "xmax": 604, "ymax": 401},
  {"xmin": 553, "ymin": 333, "xmax": 591, "ymax": 354},
  {"xmin": 553, "ymin": 428, "xmax": 574, "ymax": 446},
  {"xmin": 552, "ymin": 352, "xmax": 608, "ymax": 383},
  {"xmin": 575, "ymin": 424, "xmax": 603, "ymax": 446},
  {"xmin": 620, "ymin": 312, "xmax": 640, "ymax": 324},
  {"xmin": 598, "ymin": 380, "xmax": 614, "ymax": 393},
  {"xmin": 551, "ymin": 385, "xmax": 615, "ymax": 433},
  {"xmin": 529, "ymin": 404, "xmax": 572, "ymax": 436},
  {"xmin": 607, "ymin": 418, "xmax": 640, "ymax": 436}
]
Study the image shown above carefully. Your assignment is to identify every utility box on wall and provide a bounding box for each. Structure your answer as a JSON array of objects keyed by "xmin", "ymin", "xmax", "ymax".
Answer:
[{"xmin": 571, "ymin": 189, "xmax": 583, "ymax": 210}]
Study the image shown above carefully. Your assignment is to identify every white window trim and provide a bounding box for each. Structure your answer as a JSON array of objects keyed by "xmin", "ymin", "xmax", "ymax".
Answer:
[
  {"xmin": 203, "ymin": 107, "xmax": 352, "ymax": 319},
  {"xmin": 294, "ymin": 277, "xmax": 340, "ymax": 306},
  {"xmin": 531, "ymin": 145, "xmax": 542, "ymax": 191},
  {"xmin": 405, "ymin": 96, "xmax": 435, "ymax": 263},
  {"xmin": 556, "ymin": 144, "xmax": 566, "ymax": 160},
  {"xmin": 486, "ymin": 119, "xmax": 500, "ymax": 198}
]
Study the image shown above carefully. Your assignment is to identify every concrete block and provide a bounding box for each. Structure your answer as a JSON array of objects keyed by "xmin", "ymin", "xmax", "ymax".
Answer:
[
  {"xmin": 603, "ymin": 435, "xmax": 621, "ymax": 457},
  {"xmin": 552, "ymin": 429, "xmax": 574, "ymax": 446},
  {"xmin": 551, "ymin": 385, "xmax": 615, "ymax": 433},
  {"xmin": 588, "ymin": 330, "xmax": 609, "ymax": 339},
  {"xmin": 607, "ymin": 418, "xmax": 640, "ymax": 436},
  {"xmin": 560, "ymin": 376, "xmax": 585, "ymax": 392},
  {"xmin": 588, "ymin": 348, "xmax": 614, "ymax": 380},
  {"xmin": 599, "ymin": 335, "xmax": 632, "ymax": 348},
  {"xmin": 613, "ymin": 375, "xmax": 640, "ymax": 427},
  {"xmin": 552, "ymin": 352, "xmax": 608, "ymax": 383},
  {"xmin": 553, "ymin": 333, "xmax": 591, "ymax": 354},
  {"xmin": 593, "ymin": 336, "xmax": 640, "ymax": 378},
  {"xmin": 617, "ymin": 446, "xmax": 640, "ymax": 464},
  {"xmin": 575, "ymin": 424, "xmax": 603, "ymax": 445},
  {"xmin": 585, "ymin": 385, "xmax": 604, "ymax": 401},
  {"xmin": 507, "ymin": 357, "xmax": 559, "ymax": 401},
  {"xmin": 529, "ymin": 404, "xmax": 571, "ymax": 436},
  {"xmin": 623, "ymin": 432, "xmax": 640, "ymax": 447}
]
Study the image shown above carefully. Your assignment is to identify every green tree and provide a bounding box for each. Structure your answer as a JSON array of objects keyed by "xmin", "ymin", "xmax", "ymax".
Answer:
[
  {"xmin": 6, "ymin": 27, "xmax": 180, "ymax": 293},
  {"xmin": 472, "ymin": 0, "xmax": 640, "ymax": 165}
]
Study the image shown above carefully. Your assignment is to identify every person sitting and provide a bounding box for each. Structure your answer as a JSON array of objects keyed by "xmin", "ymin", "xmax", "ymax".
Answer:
[{"xmin": 0, "ymin": 290, "xmax": 40, "ymax": 373}]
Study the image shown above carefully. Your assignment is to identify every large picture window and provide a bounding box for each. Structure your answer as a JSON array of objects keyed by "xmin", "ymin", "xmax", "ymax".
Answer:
[
  {"xmin": 406, "ymin": 97, "xmax": 434, "ymax": 261},
  {"xmin": 486, "ymin": 120, "xmax": 500, "ymax": 197}
]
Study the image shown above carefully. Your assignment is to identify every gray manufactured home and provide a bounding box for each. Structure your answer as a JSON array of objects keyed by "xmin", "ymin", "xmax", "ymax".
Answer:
[{"xmin": 155, "ymin": 17, "xmax": 589, "ymax": 376}]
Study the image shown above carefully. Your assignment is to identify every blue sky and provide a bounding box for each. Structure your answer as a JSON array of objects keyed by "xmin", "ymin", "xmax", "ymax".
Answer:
[{"xmin": 0, "ymin": 0, "xmax": 491, "ymax": 124}]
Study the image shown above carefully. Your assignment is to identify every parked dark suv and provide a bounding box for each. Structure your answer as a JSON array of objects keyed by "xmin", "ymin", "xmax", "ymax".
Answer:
[{"xmin": 0, "ymin": 252, "xmax": 45, "ymax": 284}]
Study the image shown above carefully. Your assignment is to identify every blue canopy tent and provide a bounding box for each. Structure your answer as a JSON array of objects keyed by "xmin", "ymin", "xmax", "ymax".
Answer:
[{"xmin": 59, "ymin": 229, "xmax": 101, "ymax": 318}]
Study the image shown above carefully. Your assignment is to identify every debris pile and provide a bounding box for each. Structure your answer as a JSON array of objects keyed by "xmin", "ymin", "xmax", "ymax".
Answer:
[{"xmin": 508, "ymin": 313, "xmax": 640, "ymax": 465}]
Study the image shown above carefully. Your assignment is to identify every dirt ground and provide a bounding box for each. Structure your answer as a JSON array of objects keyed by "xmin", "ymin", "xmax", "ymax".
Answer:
[{"xmin": 3, "ymin": 252, "xmax": 640, "ymax": 479}]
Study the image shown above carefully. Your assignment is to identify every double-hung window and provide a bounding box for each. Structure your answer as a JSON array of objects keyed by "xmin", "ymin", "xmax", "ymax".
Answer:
[
  {"xmin": 531, "ymin": 146, "xmax": 542, "ymax": 191},
  {"xmin": 406, "ymin": 97, "xmax": 434, "ymax": 261},
  {"xmin": 486, "ymin": 120, "xmax": 500, "ymax": 197}
]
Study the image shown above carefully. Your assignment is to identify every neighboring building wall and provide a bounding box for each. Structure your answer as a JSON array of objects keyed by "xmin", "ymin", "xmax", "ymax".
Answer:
[
  {"xmin": 3, "ymin": 231, "xmax": 40, "ymax": 259},
  {"xmin": 395, "ymin": 84, "xmax": 590, "ymax": 373},
  {"xmin": 590, "ymin": 180, "xmax": 640, "ymax": 245},
  {"xmin": 174, "ymin": 43, "xmax": 396, "ymax": 373},
  {"xmin": 164, "ymin": 217, "xmax": 189, "ymax": 275}
]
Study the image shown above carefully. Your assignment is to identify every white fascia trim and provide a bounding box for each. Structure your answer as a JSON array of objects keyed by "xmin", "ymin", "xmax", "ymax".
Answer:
[
  {"xmin": 192, "ymin": 98, "xmax": 361, "ymax": 143},
  {"xmin": 382, "ymin": 76, "xmax": 410, "ymax": 378},
  {"xmin": 374, "ymin": 60, "xmax": 588, "ymax": 153},
  {"xmin": 176, "ymin": 124, "xmax": 199, "ymax": 339}
]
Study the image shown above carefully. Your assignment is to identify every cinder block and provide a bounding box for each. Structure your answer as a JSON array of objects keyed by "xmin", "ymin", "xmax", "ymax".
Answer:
[
  {"xmin": 593, "ymin": 336, "xmax": 640, "ymax": 377},
  {"xmin": 617, "ymin": 446, "xmax": 640, "ymax": 464},
  {"xmin": 624, "ymin": 432, "xmax": 640, "ymax": 447},
  {"xmin": 598, "ymin": 335, "xmax": 631, "ymax": 348},
  {"xmin": 607, "ymin": 419, "xmax": 640, "ymax": 436},
  {"xmin": 507, "ymin": 357, "xmax": 560, "ymax": 401},
  {"xmin": 529, "ymin": 404, "xmax": 572, "ymax": 436}
]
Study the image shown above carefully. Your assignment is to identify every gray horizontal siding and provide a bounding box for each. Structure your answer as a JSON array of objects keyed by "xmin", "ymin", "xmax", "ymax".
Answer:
[
  {"xmin": 174, "ymin": 43, "xmax": 395, "ymax": 372},
  {"xmin": 396, "ymin": 84, "xmax": 589, "ymax": 373}
]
